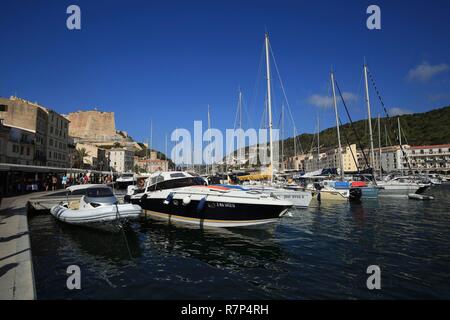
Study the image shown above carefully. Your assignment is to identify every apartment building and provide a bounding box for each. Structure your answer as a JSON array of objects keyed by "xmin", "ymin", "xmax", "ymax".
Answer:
[
  {"xmin": 297, "ymin": 144, "xmax": 359, "ymax": 173},
  {"xmin": 0, "ymin": 119, "xmax": 35, "ymax": 165},
  {"xmin": 46, "ymin": 109, "xmax": 70, "ymax": 167},
  {"xmin": 407, "ymin": 144, "xmax": 450, "ymax": 173},
  {"xmin": 109, "ymin": 148, "xmax": 134, "ymax": 173},
  {"xmin": 0, "ymin": 96, "xmax": 70, "ymax": 167}
]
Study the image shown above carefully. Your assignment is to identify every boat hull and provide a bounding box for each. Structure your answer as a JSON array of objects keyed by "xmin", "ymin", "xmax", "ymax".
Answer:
[
  {"xmin": 134, "ymin": 194, "xmax": 291, "ymax": 228},
  {"xmin": 378, "ymin": 184, "xmax": 429, "ymax": 197},
  {"xmin": 215, "ymin": 184, "xmax": 312, "ymax": 208},
  {"xmin": 358, "ymin": 186, "xmax": 380, "ymax": 199},
  {"xmin": 315, "ymin": 189, "xmax": 349, "ymax": 201},
  {"xmin": 268, "ymin": 190, "xmax": 312, "ymax": 207}
]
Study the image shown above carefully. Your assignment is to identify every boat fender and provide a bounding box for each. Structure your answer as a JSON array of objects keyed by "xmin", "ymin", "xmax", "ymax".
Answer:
[
  {"xmin": 163, "ymin": 192, "xmax": 174, "ymax": 205},
  {"xmin": 196, "ymin": 196, "xmax": 207, "ymax": 213},
  {"xmin": 182, "ymin": 196, "xmax": 191, "ymax": 206}
]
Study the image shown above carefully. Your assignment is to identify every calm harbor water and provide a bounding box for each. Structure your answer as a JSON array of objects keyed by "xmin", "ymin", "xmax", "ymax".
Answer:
[{"xmin": 28, "ymin": 185, "xmax": 450, "ymax": 299}]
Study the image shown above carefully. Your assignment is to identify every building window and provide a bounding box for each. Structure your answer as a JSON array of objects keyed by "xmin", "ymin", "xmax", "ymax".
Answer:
[
  {"xmin": 13, "ymin": 144, "xmax": 19, "ymax": 153},
  {"xmin": 49, "ymin": 139, "xmax": 53, "ymax": 146},
  {"xmin": 50, "ymin": 126, "xmax": 53, "ymax": 134},
  {"xmin": 49, "ymin": 151, "xmax": 52, "ymax": 159},
  {"xmin": 26, "ymin": 147, "xmax": 30, "ymax": 156},
  {"xmin": 0, "ymin": 104, "xmax": 8, "ymax": 112}
]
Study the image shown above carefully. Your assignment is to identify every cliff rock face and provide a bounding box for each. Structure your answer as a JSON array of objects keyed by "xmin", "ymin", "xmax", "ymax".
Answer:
[{"xmin": 67, "ymin": 110, "xmax": 118, "ymax": 141}]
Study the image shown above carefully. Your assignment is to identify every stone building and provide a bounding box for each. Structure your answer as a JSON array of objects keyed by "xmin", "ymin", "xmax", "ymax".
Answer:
[
  {"xmin": 135, "ymin": 157, "xmax": 169, "ymax": 173},
  {"xmin": 295, "ymin": 144, "xmax": 359, "ymax": 173},
  {"xmin": 407, "ymin": 144, "xmax": 450, "ymax": 173},
  {"xmin": 46, "ymin": 109, "xmax": 70, "ymax": 167},
  {"xmin": 109, "ymin": 148, "xmax": 134, "ymax": 173},
  {"xmin": 0, "ymin": 119, "xmax": 35, "ymax": 165},
  {"xmin": 66, "ymin": 109, "xmax": 144, "ymax": 154},
  {"xmin": 66, "ymin": 110, "xmax": 117, "ymax": 141},
  {"xmin": 285, "ymin": 154, "xmax": 307, "ymax": 171},
  {"xmin": 0, "ymin": 119, "xmax": 8, "ymax": 163},
  {"xmin": 0, "ymin": 96, "xmax": 70, "ymax": 167}
]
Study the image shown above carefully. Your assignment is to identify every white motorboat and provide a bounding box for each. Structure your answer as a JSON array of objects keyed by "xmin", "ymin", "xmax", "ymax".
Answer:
[
  {"xmin": 378, "ymin": 176, "xmax": 430, "ymax": 197},
  {"xmin": 127, "ymin": 171, "xmax": 293, "ymax": 228},
  {"xmin": 116, "ymin": 173, "xmax": 137, "ymax": 189},
  {"xmin": 28, "ymin": 183, "xmax": 120, "ymax": 211},
  {"xmin": 50, "ymin": 185, "xmax": 142, "ymax": 232},
  {"xmin": 422, "ymin": 174, "xmax": 442, "ymax": 185}
]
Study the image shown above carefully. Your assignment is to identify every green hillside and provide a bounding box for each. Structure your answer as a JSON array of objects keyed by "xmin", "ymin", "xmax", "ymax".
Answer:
[{"xmin": 280, "ymin": 106, "xmax": 450, "ymax": 158}]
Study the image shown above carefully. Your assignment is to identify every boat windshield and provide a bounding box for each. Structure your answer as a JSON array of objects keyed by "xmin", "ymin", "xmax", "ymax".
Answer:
[
  {"xmin": 86, "ymin": 187, "xmax": 114, "ymax": 198},
  {"xmin": 121, "ymin": 174, "xmax": 134, "ymax": 178},
  {"xmin": 150, "ymin": 177, "xmax": 206, "ymax": 191}
]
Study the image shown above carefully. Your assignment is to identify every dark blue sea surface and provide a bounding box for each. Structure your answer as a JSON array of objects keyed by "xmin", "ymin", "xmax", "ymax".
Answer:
[{"xmin": 28, "ymin": 185, "xmax": 450, "ymax": 299}]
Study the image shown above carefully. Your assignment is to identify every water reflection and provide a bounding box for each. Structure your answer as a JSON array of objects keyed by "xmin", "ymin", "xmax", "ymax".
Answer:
[{"xmin": 138, "ymin": 219, "xmax": 285, "ymax": 273}]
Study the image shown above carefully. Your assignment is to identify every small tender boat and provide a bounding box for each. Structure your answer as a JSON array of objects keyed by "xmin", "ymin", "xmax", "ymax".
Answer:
[
  {"xmin": 28, "ymin": 183, "xmax": 119, "ymax": 211},
  {"xmin": 50, "ymin": 185, "xmax": 142, "ymax": 232}
]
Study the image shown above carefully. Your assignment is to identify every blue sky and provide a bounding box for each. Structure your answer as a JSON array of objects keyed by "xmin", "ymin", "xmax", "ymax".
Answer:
[{"xmin": 1, "ymin": 0, "xmax": 449, "ymax": 153}]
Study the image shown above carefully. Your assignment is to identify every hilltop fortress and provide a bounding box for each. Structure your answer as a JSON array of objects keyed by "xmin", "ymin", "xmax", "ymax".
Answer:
[
  {"xmin": 66, "ymin": 110, "xmax": 143, "ymax": 152},
  {"xmin": 67, "ymin": 110, "xmax": 122, "ymax": 141}
]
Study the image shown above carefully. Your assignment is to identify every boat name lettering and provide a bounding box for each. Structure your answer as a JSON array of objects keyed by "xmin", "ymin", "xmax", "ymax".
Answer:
[{"xmin": 208, "ymin": 202, "xmax": 235, "ymax": 208}]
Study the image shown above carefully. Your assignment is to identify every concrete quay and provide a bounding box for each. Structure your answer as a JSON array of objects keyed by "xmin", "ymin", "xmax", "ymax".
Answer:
[{"xmin": 0, "ymin": 193, "xmax": 41, "ymax": 300}]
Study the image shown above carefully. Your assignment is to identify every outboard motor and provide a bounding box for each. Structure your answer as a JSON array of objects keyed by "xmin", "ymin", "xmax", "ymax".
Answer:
[{"xmin": 349, "ymin": 188, "xmax": 362, "ymax": 202}]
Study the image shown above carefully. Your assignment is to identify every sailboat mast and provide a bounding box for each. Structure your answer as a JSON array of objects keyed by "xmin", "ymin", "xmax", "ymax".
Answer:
[
  {"xmin": 265, "ymin": 32, "xmax": 274, "ymax": 182},
  {"xmin": 165, "ymin": 133, "xmax": 168, "ymax": 170},
  {"xmin": 331, "ymin": 71, "xmax": 344, "ymax": 180},
  {"xmin": 378, "ymin": 114, "xmax": 382, "ymax": 178},
  {"xmin": 364, "ymin": 64, "xmax": 376, "ymax": 178},
  {"xmin": 238, "ymin": 91, "xmax": 243, "ymax": 165},
  {"xmin": 281, "ymin": 104, "xmax": 284, "ymax": 170},
  {"xmin": 238, "ymin": 90, "xmax": 242, "ymax": 130},
  {"xmin": 175, "ymin": 127, "xmax": 178, "ymax": 170},
  {"xmin": 317, "ymin": 116, "xmax": 320, "ymax": 169},
  {"xmin": 207, "ymin": 104, "xmax": 212, "ymax": 175},
  {"xmin": 150, "ymin": 120, "xmax": 153, "ymax": 158}
]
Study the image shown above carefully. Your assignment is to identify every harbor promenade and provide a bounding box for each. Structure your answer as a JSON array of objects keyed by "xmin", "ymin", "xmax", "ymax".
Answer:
[{"xmin": 0, "ymin": 192, "xmax": 40, "ymax": 300}]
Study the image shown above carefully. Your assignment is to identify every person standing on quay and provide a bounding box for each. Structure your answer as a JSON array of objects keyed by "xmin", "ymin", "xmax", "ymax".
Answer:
[
  {"xmin": 62, "ymin": 174, "xmax": 67, "ymax": 189},
  {"xmin": 51, "ymin": 175, "xmax": 58, "ymax": 191}
]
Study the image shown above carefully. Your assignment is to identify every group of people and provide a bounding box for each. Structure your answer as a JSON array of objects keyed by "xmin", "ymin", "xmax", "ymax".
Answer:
[{"xmin": 42, "ymin": 173, "xmax": 114, "ymax": 191}]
